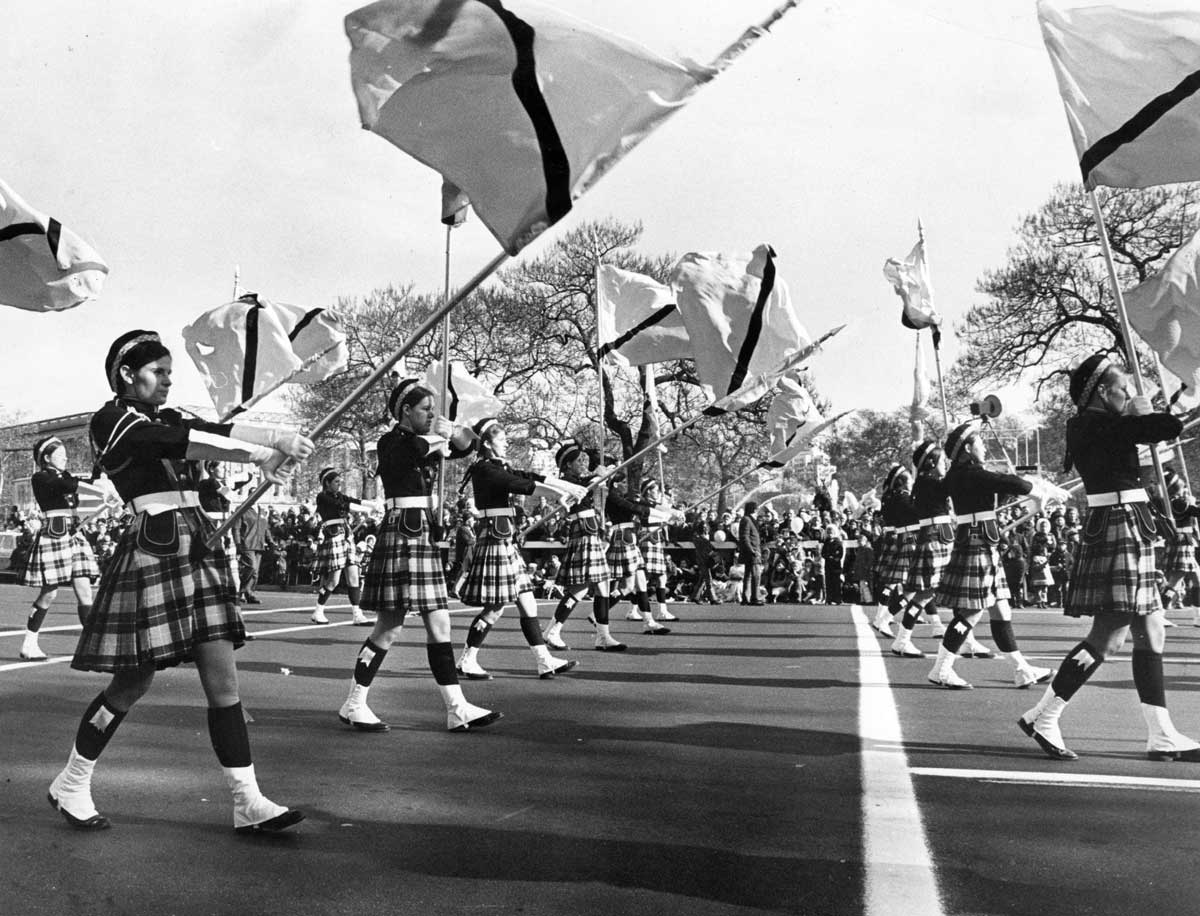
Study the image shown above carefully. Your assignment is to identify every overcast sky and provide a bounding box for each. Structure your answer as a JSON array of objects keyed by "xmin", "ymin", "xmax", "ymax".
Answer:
[{"xmin": 0, "ymin": 1, "xmax": 1079, "ymax": 425}]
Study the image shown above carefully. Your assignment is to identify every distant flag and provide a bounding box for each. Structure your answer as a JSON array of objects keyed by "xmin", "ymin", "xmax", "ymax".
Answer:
[
  {"xmin": 596, "ymin": 264, "xmax": 691, "ymax": 367},
  {"xmin": 883, "ymin": 234, "xmax": 940, "ymax": 332},
  {"xmin": 345, "ymin": 0, "xmax": 715, "ymax": 254},
  {"xmin": 1038, "ymin": 0, "xmax": 1200, "ymax": 189},
  {"xmin": 672, "ymin": 245, "xmax": 811, "ymax": 400},
  {"xmin": 764, "ymin": 373, "xmax": 817, "ymax": 453},
  {"xmin": 441, "ymin": 180, "xmax": 469, "ymax": 228},
  {"xmin": 0, "ymin": 177, "xmax": 108, "ymax": 313},
  {"xmin": 759, "ymin": 410, "xmax": 854, "ymax": 469},
  {"xmin": 182, "ymin": 293, "xmax": 348, "ymax": 421},
  {"xmin": 424, "ymin": 359, "xmax": 504, "ymax": 426},
  {"xmin": 702, "ymin": 326, "xmax": 844, "ymax": 417},
  {"xmin": 1125, "ymin": 227, "xmax": 1200, "ymax": 408}
]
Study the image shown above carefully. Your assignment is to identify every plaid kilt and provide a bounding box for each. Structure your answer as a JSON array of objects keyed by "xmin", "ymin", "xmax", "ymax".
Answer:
[
  {"xmin": 1163, "ymin": 530, "xmax": 1199, "ymax": 579},
  {"xmin": 872, "ymin": 532, "xmax": 898, "ymax": 581},
  {"xmin": 905, "ymin": 530, "xmax": 953, "ymax": 592},
  {"xmin": 460, "ymin": 524, "xmax": 531, "ymax": 607},
  {"xmin": 607, "ymin": 528, "xmax": 644, "ymax": 579},
  {"xmin": 72, "ymin": 508, "xmax": 242, "ymax": 673},
  {"xmin": 877, "ymin": 530, "xmax": 917, "ymax": 587},
  {"xmin": 1065, "ymin": 505, "xmax": 1160, "ymax": 617},
  {"xmin": 555, "ymin": 517, "xmax": 609, "ymax": 586},
  {"xmin": 314, "ymin": 526, "xmax": 354, "ymax": 576},
  {"xmin": 360, "ymin": 511, "xmax": 447, "ymax": 616},
  {"xmin": 641, "ymin": 528, "xmax": 667, "ymax": 578},
  {"xmin": 935, "ymin": 526, "xmax": 1011, "ymax": 612},
  {"xmin": 22, "ymin": 530, "xmax": 99, "ymax": 587}
]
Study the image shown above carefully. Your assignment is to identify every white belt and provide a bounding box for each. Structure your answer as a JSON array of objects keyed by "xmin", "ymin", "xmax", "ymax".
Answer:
[
  {"xmin": 482, "ymin": 508, "xmax": 514, "ymax": 518},
  {"xmin": 386, "ymin": 496, "xmax": 436, "ymax": 510},
  {"xmin": 322, "ymin": 518, "xmax": 346, "ymax": 528},
  {"xmin": 882, "ymin": 526, "xmax": 896, "ymax": 534},
  {"xmin": 612, "ymin": 522, "xmax": 636, "ymax": 530},
  {"xmin": 44, "ymin": 509, "xmax": 75, "ymax": 518},
  {"xmin": 957, "ymin": 510, "xmax": 996, "ymax": 525},
  {"xmin": 129, "ymin": 491, "xmax": 201, "ymax": 515},
  {"xmin": 205, "ymin": 510, "xmax": 230, "ymax": 522},
  {"xmin": 1087, "ymin": 488, "xmax": 1148, "ymax": 507},
  {"xmin": 919, "ymin": 515, "xmax": 953, "ymax": 527},
  {"xmin": 899, "ymin": 524, "xmax": 921, "ymax": 533},
  {"xmin": 570, "ymin": 508, "xmax": 596, "ymax": 519}
]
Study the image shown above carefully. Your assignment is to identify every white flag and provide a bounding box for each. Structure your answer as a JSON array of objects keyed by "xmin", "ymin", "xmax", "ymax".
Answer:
[
  {"xmin": 596, "ymin": 264, "xmax": 690, "ymax": 367},
  {"xmin": 765, "ymin": 374, "xmax": 816, "ymax": 453},
  {"xmin": 0, "ymin": 177, "xmax": 108, "ymax": 313},
  {"xmin": 425, "ymin": 360, "xmax": 504, "ymax": 426},
  {"xmin": 883, "ymin": 236, "xmax": 940, "ymax": 330},
  {"xmin": 1038, "ymin": 0, "xmax": 1200, "ymax": 188},
  {"xmin": 703, "ymin": 326, "xmax": 843, "ymax": 417}
]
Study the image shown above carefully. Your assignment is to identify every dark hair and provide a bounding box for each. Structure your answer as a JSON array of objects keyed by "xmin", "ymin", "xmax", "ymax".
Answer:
[
  {"xmin": 476, "ymin": 423, "xmax": 504, "ymax": 459},
  {"xmin": 388, "ymin": 380, "xmax": 435, "ymax": 420},
  {"xmin": 744, "ymin": 501, "xmax": 758, "ymax": 514},
  {"xmin": 106, "ymin": 331, "xmax": 171, "ymax": 394}
]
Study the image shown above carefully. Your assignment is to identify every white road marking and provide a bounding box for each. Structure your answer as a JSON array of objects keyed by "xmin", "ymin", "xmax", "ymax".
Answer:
[
  {"xmin": 910, "ymin": 767, "xmax": 1200, "ymax": 793},
  {"xmin": 851, "ymin": 604, "xmax": 945, "ymax": 916}
]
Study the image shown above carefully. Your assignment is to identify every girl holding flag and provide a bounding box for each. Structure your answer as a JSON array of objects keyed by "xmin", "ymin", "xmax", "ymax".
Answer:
[{"xmin": 311, "ymin": 467, "xmax": 371, "ymax": 626}]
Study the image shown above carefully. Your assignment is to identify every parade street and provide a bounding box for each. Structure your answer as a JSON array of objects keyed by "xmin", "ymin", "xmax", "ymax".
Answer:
[{"xmin": 3, "ymin": 585, "xmax": 1198, "ymax": 916}]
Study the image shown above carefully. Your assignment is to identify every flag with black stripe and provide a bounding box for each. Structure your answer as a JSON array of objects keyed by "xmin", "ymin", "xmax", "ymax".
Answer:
[
  {"xmin": 345, "ymin": 0, "xmax": 713, "ymax": 254},
  {"xmin": 0, "ymin": 177, "xmax": 108, "ymax": 312},
  {"xmin": 424, "ymin": 359, "xmax": 503, "ymax": 425},
  {"xmin": 1039, "ymin": 0, "xmax": 1200, "ymax": 189},
  {"xmin": 596, "ymin": 264, "xmax": 690, "ymax": 367}
]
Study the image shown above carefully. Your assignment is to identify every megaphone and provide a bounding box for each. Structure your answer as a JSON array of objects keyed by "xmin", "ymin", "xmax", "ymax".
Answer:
[{"xmin": 969, "ymin": 394, "xmax": 1003, "ymax": 420}]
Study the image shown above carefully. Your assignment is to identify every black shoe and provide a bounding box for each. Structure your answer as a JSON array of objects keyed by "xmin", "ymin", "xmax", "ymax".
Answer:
[
  {"xmin": 235, "ymin": 808, "xmax": 306, "ymax": 835},
  {"xmin": 243, "ymin": 595, "xmax": 262, "ymax": 605},
  {"xmin": 594, "ymin": 642, "xmax": 628, "ymax": 652},
  {"xmin": 540, "ymin": 659, "xmax": 578, "ymax": 679},
  {"xmin": 455, "ymin": 664, "xmax": 494, "ymax": 681},
  {"xmin": 47, "ymin": 792, "xmax": 110, "ymax": 831},
  {"xmin": 338, "ymin": 714, "xmax": 390, "ymax": 732},
  {"xmin": 1148, "ymin": 746, "xmax": 1200, "ymax": 761},
  {"xmin": 1018, "ymin": 718, "xmax": 1078, "ymax": 761},
  {"xmin": 643, "ymin": 626, "xmax": 671, "ymax": 635}
]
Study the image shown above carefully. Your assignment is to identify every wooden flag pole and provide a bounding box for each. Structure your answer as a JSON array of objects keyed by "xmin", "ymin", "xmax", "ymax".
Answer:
[
  {"xmin": 1087, "ymin": 188, "xmax": 1176, "ymax": 532},
  {"xmin": 594, "ymin": 265, "xmax": 608, "ymax": 526},
  {"xmin": 438, "ymin": 224, "xmax": 453, "ymax": 518},
  {"xmin": 203, "ymin": 250, "xmax": 510, "ymax": 553},
  {"xmin": 1151, "ymin": 352, "xmax": 1194, "ymax": 492},
  {"xmin": 918, "ymin": 220, "xmax": 952, "ymax": 434}
]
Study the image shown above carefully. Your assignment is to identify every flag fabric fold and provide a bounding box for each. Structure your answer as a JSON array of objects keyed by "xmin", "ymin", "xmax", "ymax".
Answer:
[
  {"xmin": 1124, "ymin": 225, "xmax": 1200, "ymax": 409},
  {"xmin": 596, "ymin": 264, "xmax": 690, "ymax": 367},
  {"xmin": 441, "ymin": 180, "xmax": 470, "ymax": 227},
  {"xmin": 182, "ymin": 293, "xmax": 348, "ymax": 421},
  {"xmin": 0, "ymin": 177, "xmax": 108, "ymax": 313},
  {"xmin": 424, "ymin": 359, "xmax": 504, "ymax": 425},
  {"xmin": 759, "ymin": 410, "xmax": 854, "ymax": 469},
  {"xmin": 1037, "ymin": 0, "xmax": 1200, "ymax": 189},
  {"xmin": 883, "ymin": 236, "xmax": 940, "ymax": 331},
  {"xmin": 764, "ymin": 373, "xmax": 816, "ymax": 453},
  {"xmin": 702, "ymin": 325, "xmax": 843, "ymax": 417},
  {"xmin": 346, "ymin": 0, "xmax": 714, "ymax": 254}
]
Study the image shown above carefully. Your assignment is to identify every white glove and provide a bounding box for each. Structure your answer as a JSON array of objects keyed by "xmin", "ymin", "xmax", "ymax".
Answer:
[
  {"xmin": 1127, "ymin": 395, "xmax": 1153, "ymax": 416},
  {"xmin": 535, "ymin": 477, "xmax": 587, "ymax": 504},
  {"xmin": 256, "ymin": 450, "xmax": 294, "ymax": 486},
  {"xmin": 230, "ymin": 424, "xmax": 313, "ymax": 459},
  {"xmin": 431, "ymin": 416, "xmax": 454, "ymax": 439},
  {"xmin": 648, "ymin": 507, "xmax": 674, "ymax": 525}
]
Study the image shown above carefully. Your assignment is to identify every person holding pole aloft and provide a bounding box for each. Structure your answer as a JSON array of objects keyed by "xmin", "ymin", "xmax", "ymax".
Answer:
[
  {"xmin": 51, "ymin": 330, "xmax": 311, "ymax": 833},
  {"xmin": 1020, "ymin": 354, "xmax": 1200, "ymax": 761},
  {"xmin": 311, "ymin": 467, "xmax": 372, "ymax": 626},
  {"xmin": 19, "ymin": 437, "xmax": 100, "ymax": 660},
  {"xmin": 605, "ymin": 472, "xmax": 672, "ymax": 636},
  {"xmin": 925, "ymin": 420, "xmax": 1055, "ymax": 692},
  {"xmin": 1157, "ymin": 469, "xmax": 1200, "ymax": 627},
  {"xmin": 871, "ymin": 466, "xmax": 919, "ymax": 641},
  {"xmin": 638, "ymin": 478, "xmax": 679, "ymax": 622},
  {"xmin": 543, "ymin": 440, "xmax": 624, "ymax": 651},
  {"xmin": 339, "ymin": 379, "xmax": 500, "ymax": 733},
  {"xmin": 457, "ymin": 420, "xmax": 583, "ymax": 679}
]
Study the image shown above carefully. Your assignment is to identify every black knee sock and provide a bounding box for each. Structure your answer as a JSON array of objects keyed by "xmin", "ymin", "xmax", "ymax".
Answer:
[
  {"xmin": 1050, "ymin": 641, "xmax": 1105, "ymax": 702},
  {"xmin": 519, "ymin": 614, "xmax": 544, "ymax": 646},
  {"xmin": 1132, "ymin": 648, "xmax": 1167, "ymax": 707},
  {"xmin": 609, "ymin": 591, "xmax": 626, "ymax": 612},
  {"xmin": 353, "ymin": 639, "xmax": 388, "ymax": 687},
  {"xmin": 27, "ymin": 604, "xmax": 49, "ymax": 633},
  {"xmin": 636, "ymin": 590, "xmax": 651, "ymax": 616},
  {"xmin": 887, "ymin": 590, "xmax": 903, "ymax": 617},
  {"xmin": 989, "ymin": 619, "xmax": 1019, "ymax": 653},
  {"xmin": 941, "ymin": 615, "xmax": 974, "ymax": 654},
  {"xmin": 466, "ymin": 613, "xmax": 493, "ymax": 648},
  {"xmin": 900, "ymin": 601, "xmax": 922, "ymax": 632},
  {"xmin": 554, "ymin": 595, "xmax": 578, "ymax": 624},
  {"xmin": 317, "ymin": 588, "xmax": 331, "ymax": 605},
  {"xmin": 593, "ymin": 594, "xmax": 610, "ymax": 625},
  {"xmin": 75, "ymin": 692, "xmax": 127, "ymax": 761},
  {"xmin": 207, "ymin": 702, "xmax": 252, "ymax": 768},
  {"xmin": 426, "ymin": 642, "xmax": 458, "ymax": 686},
  {"xmin": 347, "ymin": 585, "xmax": 362, "ymax": 606},
  {"xmin": 77, "ymin": 603, "xmax": 92, "ymax": 627},
  {"xmin": 656, "ymin": 585, "xmax": 667, "ymax": 603}
]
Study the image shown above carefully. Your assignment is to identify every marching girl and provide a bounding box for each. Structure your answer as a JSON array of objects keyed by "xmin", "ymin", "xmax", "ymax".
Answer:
[
  {"xmin": 926, "ymin": 419, "xmax": 1054, "ymax": 691},
  {"xmin": 311, "ymin": 467, "xmax": 371, "ymax": 626},
  {"xmin": 605, "ymin": 472, "xmax": 672, "ymax": 636},
  {"xmin": 891, "ymin": 441, "xmax": 984, "ymax": 659},
  {"xmin": 871, "ymin": 465, "xmax": 918, "ymax": 639},
  {"xmin": 19, "ymin": 436, "xmax": 101, "ymax": 660},
  {"xmin": 1020, "ymin": 354, "xmax": 1200, "ymax": 761},
  {"xmin": 198, "ymin": 461, "xmax": 240, "ymax": 598},
  {"xmin": 49, "ymin": 329, "xmax": 312, "ymax": 833},
  {"xmin": 456, "ymin": 419, "xmax": 583, "ymax": 679},
  {"xmin": 337, "ymin": 379, "xmax": 501, "ymax": 732},
  {"xmin": 1158, "ymin": 469, "xmax": 1200, "ymax": 626},
  {"xmin": 543, "ymin": 440, "xmax": 624, "ymax": 651},
  {"xmin": 638, "ymin": 477, "xmax": 679, "ymax": 623}
]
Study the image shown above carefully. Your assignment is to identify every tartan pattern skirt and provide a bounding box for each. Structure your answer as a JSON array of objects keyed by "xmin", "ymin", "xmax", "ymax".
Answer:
[
  {"xmin": 905, "ymin": 533, "xmax": 953, "ymax": 592},
  {"xmin": 555, "ymin": 518, "xmax": 609, "ymax": 586},
  {"xmin": 460, "ymin": 529, "xmax": 531, "ymax": 607},
  {"xmin": 22, "ymin": 530, "xmax": 99, "ymax": 588},
  {"xmin": 935, "ymin": 527, "xmax": 1011, "ymax": 612},
  {"xmin": 607, "ymin": 530, "xmax": 644, "ymax": 580},
  {"xmin": 876, "ymin": 531, "xmax": 916, "ymax": 587},
  {"xmin": 1163, "ymin": 530, "xmax": 1199, "ymax": 579},
  {"xmin": 360, "ymin": 512, "xmax": 447, "ymax": 616},
  {"xmin": 641, "ymin": 530, "xmax": 667, "ymax": 578},
  {"xmin": 872, "ymin": 532, "xmax": 898, "ymax": 583},
  {"xmin": 314, "ymin": 527, "xmax": 353, "ymax": 576},
  {"xmin": 72, "ymin": 508, "xmax": 242, "ymax": 673},
  {"xmin": 1065, "ymin": 505, "xmax": 1160, "ymax": 617}
]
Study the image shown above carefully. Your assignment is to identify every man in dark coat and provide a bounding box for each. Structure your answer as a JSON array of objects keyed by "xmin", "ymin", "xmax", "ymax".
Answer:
[{"xmin": 738, "ymin": 502, "xmax": 764, "ymax": 605}]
